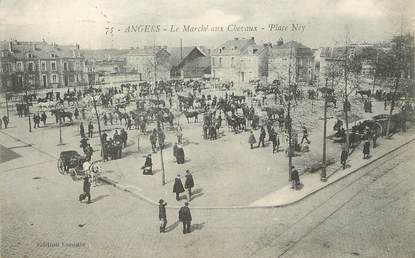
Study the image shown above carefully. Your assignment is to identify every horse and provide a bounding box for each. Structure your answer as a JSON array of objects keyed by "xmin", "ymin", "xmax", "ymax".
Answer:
[
  {"xmin": 262, "ymin": 106, "xmax": 284, "ymax": 120},
  {"xmin": 51, "ymin": 109, "xmax": 73, "ymax": 123},
  {"xmin": 356, "ymin": 90, "xmax": 371, "ymax": 99},
  {"xmin": 183, "ymin": 110, "xmax": 200, "ymax": 123}
]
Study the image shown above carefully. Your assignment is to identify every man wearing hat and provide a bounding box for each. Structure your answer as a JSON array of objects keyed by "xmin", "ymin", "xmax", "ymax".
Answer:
[
  {"xmin": 158, "ymin": 199, "xmax": 167, "ymax": 233},
  {"xmin": 185, "ymin": 170, "xmax": 195, "ymax": 200},
  {"xmin": 291, "ymin": 166, "xmax": 300, "ymax": 190},
  {"xmin": 173, "ymin": 175, "xmax": 185, "ymax": 201},
  {"xmin": 178, "ymin": 202, "xmax": 192, "ymax": 234}
]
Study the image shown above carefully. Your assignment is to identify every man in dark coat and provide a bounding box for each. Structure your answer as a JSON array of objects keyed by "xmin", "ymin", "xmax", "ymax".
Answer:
[
  {"xmin": 142, "ymin": 154, "xmax": 152, "ymax": 175},
  {"xmin": 341, "ymin": 148, "xmax": 348, "ymax": 169},
  {"xmin": 176, "ymin": 145, "xmax": 185, "ymax": 164},
  {"xmin": 363, "ymin": 140, "xmax": 370, "ymax": 159},
  {"xmin": 257, "ymin": 126, "xmax": 266, "ymax": 148},
  {"xmin": 178, "ymin": 202, "xmax": 192, "ymax": 234},
  {"xmin": 185, "ymin": 170, "xmax": 195, "ymax": 200},
  {"xmin": 173, "ymin": 175, "xmax": 185, "ymax": 201},
  {"xmin": 159, "ymin": 199, "xmax": 167, "ymax": 233},
  {"xmin": 150, "ymin": 129, "xmax": 157, "ymax": 153},
  {"xmin": 80, "ymin": 176, "xmax": 91, "ymax": 204},
  {"xmin": 291, "ymin": 166, "xmax": 300, "ymax": 190},
  {"xmin": 269, "ymin": 128, "xmax": 278, "ymax": 153},
  {"xmin": 88, "ymin": 122, "xmax": 94, "ymax": 138}
]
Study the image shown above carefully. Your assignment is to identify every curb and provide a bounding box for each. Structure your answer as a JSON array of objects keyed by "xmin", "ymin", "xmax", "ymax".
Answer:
[{"xmin": 98, "ymin": 136, "xmax": 415, "ymax": 210}]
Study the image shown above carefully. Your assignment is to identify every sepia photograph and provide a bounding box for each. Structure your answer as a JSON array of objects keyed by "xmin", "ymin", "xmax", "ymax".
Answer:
[{"xmin": 0, "ymin": 0, "xmax": 414, "ymax": 257}]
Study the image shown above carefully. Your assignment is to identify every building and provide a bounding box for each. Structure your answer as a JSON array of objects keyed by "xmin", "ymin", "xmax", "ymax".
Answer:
[
  {"xmin": 211, "ymin": 37, "xmax": 268, "ymax": 83},
  {"xmin": 0, "ymin": 40, "xmax": 87, "ymax": 92},
  {"xmin": 125, "ymin": 46, "xmax": 171, "ymax": 81},
  {"xmin": 268, "ymin": 39, "xmax": 314, "ymax": 84},
  {"xmin": 168, "ymin": 46, "xmax": 211, "ymax": 79},
  {"xmin": 319, "ymin": 43, "xmax": 379, "ymax": 86}
]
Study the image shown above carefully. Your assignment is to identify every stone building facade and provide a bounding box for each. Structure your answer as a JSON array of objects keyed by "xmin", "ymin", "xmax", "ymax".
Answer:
[
  {"xmin": 125, "ymin": 47, "xmax": 171, "ymax": 81},
  {"xmin": 211, "ymin": 37, "xmax": 268, "ymax": 83},
  {"xmin": 0, "ymin": 40, "xmax": 87, "ymax": 92},
  {"xmin": 268, "ymin": 39, "xmax": 314, "ymax": 84}
]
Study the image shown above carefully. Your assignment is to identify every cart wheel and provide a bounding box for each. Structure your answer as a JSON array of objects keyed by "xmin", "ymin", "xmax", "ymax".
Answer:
[{"xmin": 57, "ymin": 158, "xmax": 65, "ymax": 175}]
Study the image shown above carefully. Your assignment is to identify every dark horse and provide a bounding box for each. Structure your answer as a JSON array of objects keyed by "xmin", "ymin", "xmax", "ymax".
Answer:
[
  {"xmin": 183, "ymin": 110, "xmax": 200, "ymax": 123},
  {"xmin": 51, "ymin": 109, "xmax": 73, "ymax": 123}
]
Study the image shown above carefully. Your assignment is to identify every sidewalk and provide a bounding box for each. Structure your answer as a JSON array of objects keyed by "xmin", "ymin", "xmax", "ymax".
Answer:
[{"xmin": 250, "ymin": 131, "xmax": 415, "ymax": 207}]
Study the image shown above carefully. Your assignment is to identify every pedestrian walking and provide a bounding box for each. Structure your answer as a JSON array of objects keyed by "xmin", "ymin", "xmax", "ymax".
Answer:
[
  {"xmin": 74, "ymin": 108, "xmax": 79, "ymax": 120},
  {"xmin": 88, "ymin": 121, "xmax": 94, "ymax": 138},
  {"xmin": 341, "ymin": 148, "xmax": 348, "ymax": 170},
  {"xmin": 150, "ymin": 129, "xmax": 157, "ymax": 153},
  {"xmin": 269, "ymin": 128, "xmax": 278, "ymax": 153},
  {"xmin": 159, "ymin": 199, "xmax": 167, "ymax": 233},
  {"xmin": 301, "ymin": 126, "xmax": 311, "ymax": 144},
  {"xmin": 363, "ymin": 140, "xmax": 370, "ymax": 159},
  {"xmin": 257, "ymin": 126, "xmax": 266, "ymax": 148},
  {"xmin": 291, "ymin": 166, "xmax": 300, "ymax": 190},
  {"xmin": 80, "ymin": 122, "xmax": 85, "ymax": 138},
  {"xmin": 79, "ymin": 175, "xmax": 91, "ymax": 204},
  {"xmin": 41, "ymin": 112, "xmax": 47, "ymax": 126},
  {"xmin": 248, "ymin": 130, "xmax": 257, "ymax": 149},
  {"xmin": 173, "ymin": 175, "xmax": 185, "ymax": 201},
  {"xmin": 185, "ymin": 170, "xmax": 195, "ymax": 200},
  {"xmin": 0, "ymin": 117, "xmax": 2, "ymax": 129},
  {"xmin": 178, "ymin": 202, "xmax": 192, "ymax": 234}
]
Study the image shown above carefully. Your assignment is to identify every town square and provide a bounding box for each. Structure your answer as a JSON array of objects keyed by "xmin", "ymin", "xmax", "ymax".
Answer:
[{"xmin": 1, "ymin": 0, "xmax": 415, "ymax": 257}]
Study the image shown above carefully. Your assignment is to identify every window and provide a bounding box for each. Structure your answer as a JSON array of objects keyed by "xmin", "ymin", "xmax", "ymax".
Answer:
[
  {"xmin": 219, "ymin": 57, "xmax": 222, "ymax": 66},
  {"xmin": 27, "ymin": 53, "xmax": 33, "ymax": 58},
  {"xmin": 51, "ymin": 53, "xmax": 56, "ymax": 58},
  {"xmin": 16, "ymin": 62, "xmax": 23, "ymax": 71},
  {"xmin": 51, "ymin": 61, "xmax": 57, "ymax": 71},
  {"xmin": 63, "ymin": 62, "xmax": 68, "ymax": 71},
  {"xmin": 231, "ymin": 57, "xmax": 234, "ymax": 66},
  {"xmin": 28, "ymin": 62, "xmax": 34, "ymax": 72},
  {"xmin": 212, "ymin": 57, "xmax": 215, "ymax": 66},
  {"xmin": 41, "ymin": 61, "xmax": 46, "ymax": 71},
  {"xmin": 52, "ymin": 74, "xmax": 58, "ymax": 83}
]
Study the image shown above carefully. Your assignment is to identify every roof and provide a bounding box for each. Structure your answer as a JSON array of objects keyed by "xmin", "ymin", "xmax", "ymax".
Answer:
[
  {"xmin": 167, "ymin": 47, "xmax": 194, "ymax": 66},
  {"xmin": 81, "ymin": 49, "xmax": 129, "ymax": 61},
  {"xmin": 269, "ymin": 40, "xmax": 313, "ymax": 57},
  {"xmin": 212, "ymin": 38, "xmax": 256, "ymax": 56},
  {"xmin": 1, "ymin": 40, "xmax": 83, "ymax": 59}
]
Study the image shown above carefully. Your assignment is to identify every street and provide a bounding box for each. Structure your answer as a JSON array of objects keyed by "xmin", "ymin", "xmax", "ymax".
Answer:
[{"xmin": 1, "ymin": 130, "xmax": 414, "ymax": 258}]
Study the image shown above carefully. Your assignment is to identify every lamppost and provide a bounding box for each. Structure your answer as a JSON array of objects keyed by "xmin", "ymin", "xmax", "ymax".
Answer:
[
  {"xmin": 321, "ymin": 78, "xmax": 329, "ymax": 182},
  {"xmin": 55, "ymin": 102, "xmax": 64, "ymax": 145},
  {"xmin": 24, "ymin": 87, "xmax": 32, "ymax": 132},
  {"xmin": 90, "ymin": 93, "xmax": 104, "ymax": 157}
]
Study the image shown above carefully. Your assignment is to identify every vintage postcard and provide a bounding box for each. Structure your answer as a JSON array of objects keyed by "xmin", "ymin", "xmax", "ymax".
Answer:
[{"xmin": 1, "ymin": 0, "xmax": 414, "ymax": 257}]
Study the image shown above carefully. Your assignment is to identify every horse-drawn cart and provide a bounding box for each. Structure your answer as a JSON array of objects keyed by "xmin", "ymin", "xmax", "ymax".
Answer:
[{"xmin": 57, "ymin": 150, "xmax": 101, "ymax": 182}]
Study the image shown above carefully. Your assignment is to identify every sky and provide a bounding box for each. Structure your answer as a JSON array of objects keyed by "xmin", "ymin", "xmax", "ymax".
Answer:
[{"xmin": 0, "ymin": 0, "xmax": 413, "ymax": 49}]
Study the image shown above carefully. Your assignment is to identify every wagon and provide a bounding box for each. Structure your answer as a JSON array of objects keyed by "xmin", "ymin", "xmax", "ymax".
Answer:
[{"xmin": 57, "ymin": 150, "xmax": 87, "ymax": 177}]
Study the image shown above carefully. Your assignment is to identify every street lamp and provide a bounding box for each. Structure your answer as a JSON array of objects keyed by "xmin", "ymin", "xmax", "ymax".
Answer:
[
  {"xmin": 55, "ymin": 102, "xmax": 65, "ymax": 145},
  {"xmin": 24, "ymin": 87, "xmax": 32, "ymax": 133},
  {"xmin": 90, "ymin": 93, "xmax": 104, "ymax": 157},
  {"xmin": 321, "ymin": 78, "xmax": 329, "ymax": 182}
]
